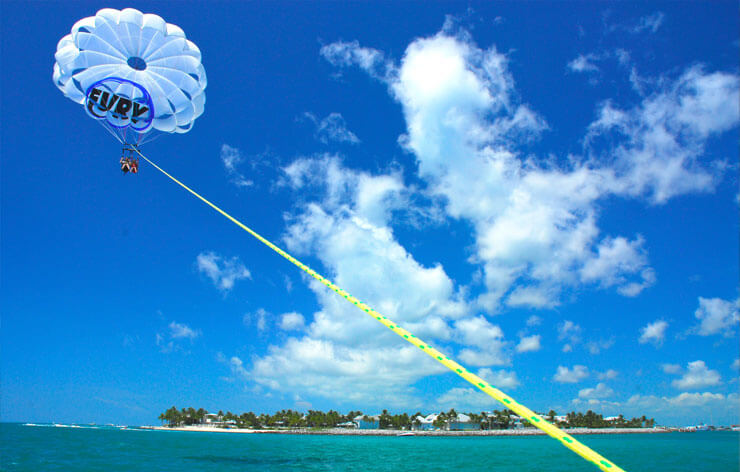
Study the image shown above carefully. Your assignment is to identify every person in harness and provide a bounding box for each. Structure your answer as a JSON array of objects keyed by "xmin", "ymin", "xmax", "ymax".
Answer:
[{"xmin": 120, "ymin": 144, "xmax": 139, "ymax": 174}]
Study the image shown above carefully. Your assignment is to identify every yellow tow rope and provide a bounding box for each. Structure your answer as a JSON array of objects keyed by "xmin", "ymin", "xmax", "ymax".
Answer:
[{"xmin": 136, "ymin": 149, "xmax": 625, "ymax": 472}]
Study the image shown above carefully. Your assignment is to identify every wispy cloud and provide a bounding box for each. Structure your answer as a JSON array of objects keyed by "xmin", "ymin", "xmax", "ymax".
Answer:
[
  {"xmin": 220, "ymin": 144, "xmax": 253, "ymax": 187},
  {"xmin": 196, "ymin": 251, "xmax": 251, "ymax": 293},
  {"xmin": 156, "ymin": 320, "xmax": 201, "ymax": 353},
  {"xmin": 302, "ymin": 112, "xmax": 360, "ymax": 145},
  {"xmin": 630, "ymin": 12, "xmax": 665, "ymax": 34},
  {"xmin": 168, "ymin": 321, "xmax": 201, "ymax": 340},
  {"xmin": 568, "ymin": 54, "xmax": 600, "ymax": 73}
]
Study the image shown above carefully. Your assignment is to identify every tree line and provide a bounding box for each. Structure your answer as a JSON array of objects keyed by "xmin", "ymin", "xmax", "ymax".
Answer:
[{"xmin": 158, "ymin": 406, "xmax": 655, "ymax": 429}]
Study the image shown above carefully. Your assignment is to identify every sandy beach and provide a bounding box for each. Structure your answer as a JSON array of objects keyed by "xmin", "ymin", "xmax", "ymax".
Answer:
[{"xmin": 144, "ymin": 425, "xmax": 670, "ymax": 436}]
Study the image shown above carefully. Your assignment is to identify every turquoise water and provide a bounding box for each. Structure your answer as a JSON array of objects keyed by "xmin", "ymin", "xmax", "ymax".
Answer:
[{"xmin": 1, "ymin": 424, "xmax": 738, "ymax": 471}]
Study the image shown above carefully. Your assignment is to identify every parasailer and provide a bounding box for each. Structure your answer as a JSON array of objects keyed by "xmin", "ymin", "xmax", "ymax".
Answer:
[{"xmin": 53, "ymin": 8, "xmax": 207, "ymax": 173}]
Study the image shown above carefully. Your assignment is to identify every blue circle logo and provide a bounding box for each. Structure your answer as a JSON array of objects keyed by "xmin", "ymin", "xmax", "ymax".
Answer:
[{"xmin": 84, "ymin": 77, "xmax": 154, "ymax": 132}]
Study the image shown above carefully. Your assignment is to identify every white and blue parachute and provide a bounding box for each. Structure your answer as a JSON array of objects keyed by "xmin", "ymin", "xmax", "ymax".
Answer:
[{"xmin": 53, "ymin": 8, "xmax": 206, "ymax": 145}]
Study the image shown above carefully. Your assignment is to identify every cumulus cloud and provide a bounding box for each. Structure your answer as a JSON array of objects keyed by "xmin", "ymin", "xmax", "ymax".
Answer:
[
  {"xmin": 554, "ymin": 365, "xmax": 589, "ymax": 383},
  {"xmin": 586, "ymin": 66, "xmax": 739, "ymax": 204},
  {"xmin": 671, "ymin": 361, "xmax": 721, "ymax": 390},
  {"xmin": 196, "ymin": 251, "xmax": 251, "ymax": 292},
  {"xmin": 251, "ymin": 338, "xmax": 440, "ymax": 407},
  {"xmin": 322, "ymin": 26, "xmax": 737, "ymax": 313},
  {"xmin": 625, "ymin": 392, "xmax": 739, "ymax": 425},
  {"xmin": 516, "ymin": 334, "xmax": 541, "ymax": 353},
  {"xmin": 638, "ymin": 320, "xmax": 668, "ymax": 346},
  {"xmin": 580, "ymin": 236, "xmax": 655, "ymax": 296},
  {"xmin": 241, "ymin": 24, "xmax": 738, "ymax": 408},
  {"xmin": 436, "ymin": 387, "xmax": 498, "ymax": 410},
  {"xmin": 303, "ymin": 112, "xmax": 360, "ymax": 145},
  {"xmin": 244, "ymin": 155, "xmax": 466, "ymax": 405},
  {"xmin": 692, "ymin": 296, "xmax": 739, "ymax": 337},
  {"xmin": 578, "ymin": 382, "xmax": 615, "ymax": 399},
  {"xmin": 430, "ymin": 368, "xmax": 519, "ymax": 410},
  {"xmin": 279, "ymin": 312, "xmax": 306, "ymax": 331},
  {"xmin": 477, "ymin": 368, "xmax": 520, "ymax": 389},
  {"xmin": 525, "ymin": 315, "xmax": 542, "ymax": 327}
]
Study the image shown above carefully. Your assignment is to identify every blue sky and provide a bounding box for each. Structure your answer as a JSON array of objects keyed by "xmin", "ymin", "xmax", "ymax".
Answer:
[{"xmin": 2, "ymin": 2, "xmax": 738, "ymax": 427}]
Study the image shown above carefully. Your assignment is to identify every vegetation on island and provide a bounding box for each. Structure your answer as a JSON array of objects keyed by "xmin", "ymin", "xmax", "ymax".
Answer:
[{"xmin": 158, "ymin": 406, "xmax": 655, "ymax": 430}]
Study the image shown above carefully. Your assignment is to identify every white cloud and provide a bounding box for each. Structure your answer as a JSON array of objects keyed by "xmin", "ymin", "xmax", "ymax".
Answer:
[
  {"xmin": 454, "ymin": 316, "xmax": 509, "ymax": 366},
  {"xmin": 319, "ymin": 40, "xmax": 391, "ymax": 80},
  {"xmin": 692, "ymin": 296, "xmax": 739, "ymax": 337},
  {"xmin": 568, "ymin": 54, "xmax": 599, "ymax": 73},
  {"xmin": 578, "ymin": 382, "xmax": 615, "ymax": 399},
  {"xmin": 625, "ymin": 392, "xmax": 739, "ymax": 425},
  {"xmin": 597, "ymin": 369, "xmax": 619, "ymax": 380},
  {"xmin": 558, "ymin": 319, "xmax": 582, "ymax": 353},
  {"xmin": 580, "ymin": 236, "xmax": 655, "ymax": 296},
  {"xmin": 553, "ymin": 365, "xmax": 589, "ymax": 383},
  {"xmin": 303, "ymin": 112, "xmax": 360, "ymax": 145},
  {"xmin": 630, "ymin": 12, "xmax": 665, "ymax": 34},
  {"xmin": 732, "ymin": 359, "xmax": 740, "ymax": 370},
  {"xmin": 220, "ymin": 144, "xmax": 253, "ymax": 187},
  {"xmin": 251, "ymin": 337, "xmax": 442, "ymax": 407},
  {"xmin": 319, "ymin": 26, "xmax": 738, "ymax": 315},
  {"xmin": 168, "ymin": 321, "xmax": 200, "ymax": 340},
  {"xmin": 244, "ymin": 308, "xmax": 269, "ymax": 332},
  {"xmin": 516, "ymin": 334, "xmax": 541, "ymax": 353},
  {"xmin": 671, "ymin": 361, "xmax": 721, "ymax": 390},
  {"xmin": 638, "ymin": 320, "xmax": 668, "ymax": 346},
  {"xmin": 525, "ymin": 315, "xmax": 542, "ymax": 327},
  {"xmin": 661, "ymin": 363, "xmax": 681, "ymax": 374},
  {"xmin": 587, "ymin": 66, "xmax": 739, "ymax": 204},
  {"xmin": 279, "ymin": 312, "xmax": 306, "ymax": 331},
  {"xmin": 245, "ymin": 156, "xmax": 467, "ymax": 404},
  {"xmin": 196, "ymin": 251, "xmax": 251, "ymax": 292},
  {"xmin": 586, "ymin": 338, "xmax": 615, "ymax": 355},
  {"xmin": 477, "ymin": 368, "xmax": 520, "ymax": 389},
  {"xmin": 436, "ymin": 387, "xmax": 499, "ymax": 410},
  {"xmin": 386, "ymin": 32, "xmax": 665, "ymax": 310},
  {"xmin": 246, "ymin": 25, "xmax": 738, "ymax": 409},
  {"xmin": 157, "ymin": 320, "xmax": 200, "ymax": 353},
  {"xmin": 217, "ymin": 353, "xmax": 249, "ymax": 381}
]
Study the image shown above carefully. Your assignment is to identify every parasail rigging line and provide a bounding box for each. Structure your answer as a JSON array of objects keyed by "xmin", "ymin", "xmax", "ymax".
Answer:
[{"xmin": 135, "ymin": 148, "xmax": 626, "ymax": 472}]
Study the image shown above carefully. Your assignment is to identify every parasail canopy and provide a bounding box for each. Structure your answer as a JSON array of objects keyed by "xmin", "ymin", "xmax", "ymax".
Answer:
[{"xmin": 53, "ymin": 8, "xmax": 207, "ymax": 145}]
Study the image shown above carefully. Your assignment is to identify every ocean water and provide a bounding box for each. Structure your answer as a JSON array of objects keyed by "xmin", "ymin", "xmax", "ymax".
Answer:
[{"xmin": 1, "ymin": 424, "xmax": 738, "ymax": 472}]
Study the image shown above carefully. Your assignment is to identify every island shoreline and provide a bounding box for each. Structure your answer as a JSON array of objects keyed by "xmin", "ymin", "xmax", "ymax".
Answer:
[{"xmin": 143, "ymin": 425, "xmax": 670, "ymax": 436}]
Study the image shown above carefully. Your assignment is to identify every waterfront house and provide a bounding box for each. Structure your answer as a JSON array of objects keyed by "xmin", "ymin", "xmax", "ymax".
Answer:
[
  {"xmin": 204, "ymin": 413, "xmax": 223, "ymax": 425},
  {"xmin": 412, "ymin": 413, "xmax": 438, "ymax": 431},
  {"xmin": 447, "ymin": 413, "xmax": 480, "ymax": 431},
  {"xmin": 354, "ymin": 414, "xmax": 380, "ymax": 430}
]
